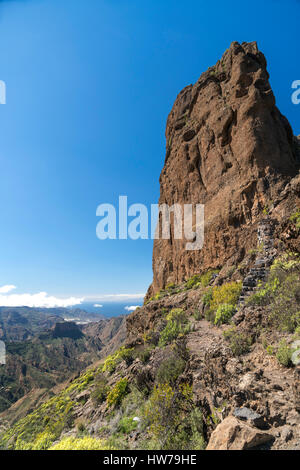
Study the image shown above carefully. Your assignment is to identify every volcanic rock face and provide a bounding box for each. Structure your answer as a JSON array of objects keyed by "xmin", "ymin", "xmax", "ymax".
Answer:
[{"xmin": 149, "ymin": 41, "xmax": 299, "ymax": 296}]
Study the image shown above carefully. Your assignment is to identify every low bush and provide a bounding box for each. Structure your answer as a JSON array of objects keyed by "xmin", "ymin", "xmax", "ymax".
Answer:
[
  {"xmin": 185, "ymin": 270, "xmax": 219, "ymax": 290},
  {"xmin": 193, "ymin": 309, "xmax": 202, "ymax": 321},
  {"xmin": 202, "ymin": 288, "xmax": 213, "ymax": 307},
  {"xmin": 290, "ymin": 209, "xmax": 300, "ymax": 230},
  {"xmin": 117, "ymin": 416, "xmax": 138, "ymax": 435},
  {"xmin": 200, "ymin": 269, "xmax": 219, "ymax": 287},
  {"xmin": 206, "ymin": 281, "xmax": 242, "ymax": 323},
  {"xmin": 185, "ymin": 274, "xmax": 202, "ymax": 290},
  {"xmin": 166, "ymin": 308, "xmax": 186, "ymax": 323},
  {"xmin": 246, "ymin": 278, "xmax": 279, "ymax": 307},
  {"xmin": 247, "ymin": 252, "xmax": 300, "ymax": 332},
  {"xmin": 136, "ymin": 347, "xmax": 152, "ymax": 364},
  {"xmin": 91, "ymin": 372, "xmax": 109, "ymax": 405},
  {"xmin": 159, "ymin": 321, "xmax": 181, "ymax": 346},
  {"xmin": 276, "ymin": 340, "xmax": 293, "ymax": 367},
  {"xmin": 166, "ymin": 282, "xmax": 176, "ymax": 291},
  {"xmin": 210, "ymin": 281, "xmax": 242, "ymax": 311},
  {"xmin": 144, "ymin": 383, "xmax": 205, "ymax": 450},
  {"xmin": 102, "ymin": 347, "xmax": 134, "ymax": 374},
  {"xmin": 16, "ymin": 431, "xmax": 56, "ymax": 450},
  {"xmin": 214, "ymin": 304, "xmax": 236, "ymax": 326}
]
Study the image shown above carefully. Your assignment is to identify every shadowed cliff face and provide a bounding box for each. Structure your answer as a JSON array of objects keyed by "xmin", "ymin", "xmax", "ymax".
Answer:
[{"xmin": 148, "ymin": 41, "xmax": 300, "ymax": 296}]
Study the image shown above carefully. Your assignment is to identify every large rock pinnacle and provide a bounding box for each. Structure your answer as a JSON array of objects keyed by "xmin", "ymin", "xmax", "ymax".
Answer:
[{"xmin": 148, "ymin": 41, "xmax": 299, "ymax": 296}]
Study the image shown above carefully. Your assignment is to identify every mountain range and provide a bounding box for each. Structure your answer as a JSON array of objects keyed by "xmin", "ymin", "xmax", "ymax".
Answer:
[{"xmin": 0, "ymin": 42, "xmax": 299, "ymax": 451}]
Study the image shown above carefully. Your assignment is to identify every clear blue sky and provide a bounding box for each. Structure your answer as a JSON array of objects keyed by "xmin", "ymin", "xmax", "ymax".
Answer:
[{"xmin": 0, "ymin": 0, "xmax": 299, "ymax": 302}]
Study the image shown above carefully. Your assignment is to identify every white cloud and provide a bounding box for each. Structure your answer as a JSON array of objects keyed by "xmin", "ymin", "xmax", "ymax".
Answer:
[
  {"xmin": 125, "ymin": 305, "xmax": 139, "ymax": 312},
  {"xmin": 0, "ymin": 285, "xmax": 16, "ymax": 294},
  {"xmin": 0, "ymin": 288, "xmax": 84, "ymax": 308},
  {"xmin": 88, "ymin": 293, "xmax": 145, "ymax": 302},
  {"xmin": 94, "ymin": 304, "xmax": 103, "ymax": 308}
]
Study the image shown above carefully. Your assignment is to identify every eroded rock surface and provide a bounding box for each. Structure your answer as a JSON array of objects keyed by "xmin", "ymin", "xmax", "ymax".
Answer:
[{"xmin": 206, "ymin": 416, "xmax": 274, "ymax": 450}]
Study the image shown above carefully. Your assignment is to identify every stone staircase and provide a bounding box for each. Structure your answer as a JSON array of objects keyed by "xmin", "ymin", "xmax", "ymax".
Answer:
[{"xmin": 238, "ymin": 218, "xmax": 276, "ymax": 306}]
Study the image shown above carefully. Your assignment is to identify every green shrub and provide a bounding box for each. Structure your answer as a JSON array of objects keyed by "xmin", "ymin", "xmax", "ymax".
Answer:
[
  {"xmin": 185, "ymin": 408, "xmax": 206, "ymax": 450},
  {"xmin": 159, "ymin": 323, "xmax": 190, "ymax": 347},
  {"xmin": 117, "ymin": 416, "xmax": 138, "ymax": 435},
  {"xmin": 156, "ymin": 355, "xmax": 186, "ymax": 385},
  {"xmin": 166, "ymin": 282, "xmax": 176, "ymax": 291},
  {"xmin": 269, "ymin": 253, "xmax": 300, "ymax": 332},
  {"xmin": 166, "ymin": 308, "xmax": 186, "ymax": 323},
  {"xmin": 120, "ymin": 386, "xmax": 146, "ymax": 415},
  {"xmin": 294, "ymin": 326, "xmax": 300, "ymax": 339},
  {"xmin": 185, "ymin": 274, "xmax": 202, "ymax": 290},
  {"xmin": 202, "ymin": 288, "xmax": 213, "ymax": 307},
  {"xmin": 246, "ymin": 278, "xmax": 279, "ymax": 306},
  {"xmin": 17, "ymin": 431, "xmax": 56, "ymax": 450},
  {"xmin": 144, "ymin": 383, "xmax": 205, "ymax": 450},
  {"xmin": 76, "ymin": 421, "xmax": 86, "ymax": 433},
  {"xmin": 276, "ymin": 340, "xmax": 293, "ymax": 367},
  {"xmin": 107, "ymin": 379, "xmax": 129, "ymax": 408},
  {"xmin": 200, "ymin": 269, "xmax": 219, "ymax": 287},
  {"xmin": 158, "ymin": 308, "xmax": 190, "ymax": 347},
  {"xmin": 102, "ymin": 347, "xmax": 134, "ymax": 374},
  {"xmin": 0, "ymin": 390, "xmax": 76, "ymax": 450},
  {"xmin": 205, "ymin": 281, "xmax": 241, "ymax": 323},
  {"xmin": 144, "ymin": 383, "xmax": 177, "ymax": 449},
  {"xmin": 223, "ymin": 327, "xmax": 252, "ymax": 356},
  {"xmin": 193, "ymin": 309, "xmax": 202, "ymax": 321},
  {"xmin": 266, "ymin": 345, "xmax": 274, "ymax": 356},
  {"xmin": 143, "ymin": 329, "xmax": 159, "ymax": 346},
  {"xmin": 248, "ymin": 253, "xmax": 300, "ymax": 332},
  {"xmin": 214, "ymin": 304, "xmax": 236, "ymax": 326},
  {"xmin": 185, "ymin": 270, "xmax": 219, "ymax": 290},
  {"xmin": 159, "ymin": 321, "xmax": 181, "ymax": 346}
]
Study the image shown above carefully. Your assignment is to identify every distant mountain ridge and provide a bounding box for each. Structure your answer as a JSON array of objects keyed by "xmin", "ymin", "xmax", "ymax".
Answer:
[{"xmin": 0, "ymin": 309, "xmax": 126, "ymax": 418}]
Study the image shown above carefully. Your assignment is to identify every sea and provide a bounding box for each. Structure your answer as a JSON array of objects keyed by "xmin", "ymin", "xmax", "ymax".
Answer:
[{"xmin": 69, "ymin": 301, "xmax": 143, "ymax": 319}]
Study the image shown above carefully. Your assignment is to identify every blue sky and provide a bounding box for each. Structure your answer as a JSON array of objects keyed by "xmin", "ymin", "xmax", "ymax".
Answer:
[{"xmin": 0, "ymin": 0, "xmax": 299, "ymax": 305}]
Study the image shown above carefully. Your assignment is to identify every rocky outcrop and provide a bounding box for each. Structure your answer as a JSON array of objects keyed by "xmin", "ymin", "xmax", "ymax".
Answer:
[
  {"xmin": 148, "ymin": 41, "xmax": 300, "ymax": 297},
  {"xmin": 206, "ymin": 416, "xmax": 274, "ymax": 450},
  {"xmin": 0, "ymin": 316, "xmax": 126, "ymax": 420},
  {"xmin": 1, "ymin": 42, "xmax": 299, "ymax": 452},
  {"xmin": 123, "ymin": 42, "xmax": 300, "ymax": 451}
]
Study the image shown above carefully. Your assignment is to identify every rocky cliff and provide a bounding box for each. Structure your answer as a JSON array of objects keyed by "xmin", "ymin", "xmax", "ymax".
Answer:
[
  {"xmin": 1, "ymin": 42, "xmax": 299, "ymax": 451},
  {"xmin": 148, "ymin": 41, "xmax": 300, "ymax": 297}
]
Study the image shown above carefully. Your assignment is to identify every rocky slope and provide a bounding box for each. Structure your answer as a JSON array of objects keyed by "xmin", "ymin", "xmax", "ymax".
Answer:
[{"xmin": 147, "ymin": 41, "xmax": 299, "ymax": 298}]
